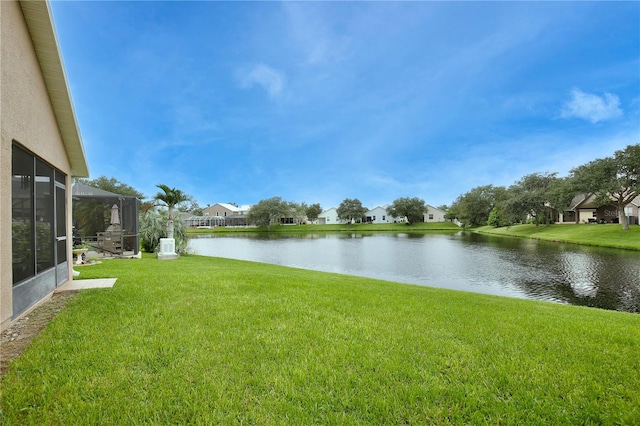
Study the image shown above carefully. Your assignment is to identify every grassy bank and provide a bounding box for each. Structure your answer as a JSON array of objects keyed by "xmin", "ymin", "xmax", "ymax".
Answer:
[
  {"xmin": 476, "ymin": 223, "xmax": 640, "ymax": 251},
  {"xmin": 187, "ymin": 222, "xmax": 461, "ymax": 235},
  {"xmin": 2, "ymin": 255, "xmax": 639, "ymax": 424}
]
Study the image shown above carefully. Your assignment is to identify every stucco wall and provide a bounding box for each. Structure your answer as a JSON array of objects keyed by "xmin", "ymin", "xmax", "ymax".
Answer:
[
  {"xmin": 578, "ymin": 209, "xmax": 597, "ymax": 224},
  {"xmin": 1, "ymin": 0, "xmax": 73, "ymax": 331},
  {"xmin": 424, "ymin": 205, "xmax": 446, "ymax": 222},
  {"xmin": 319, "ymin": 208, "xmax": 341, "ymax": 224},
  {"xmin": 203, "ymin": 204, "xmax": 238, "ymax": 218}
]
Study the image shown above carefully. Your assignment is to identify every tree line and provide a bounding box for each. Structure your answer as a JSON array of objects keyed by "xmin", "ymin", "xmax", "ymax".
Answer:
[
  {"xmin": 77, "ymin": 143, "xmax": 638, "ymax": 250},
  {"xmin": 446, "ymin": 144, "xmax": 640, "ymax": 231},
  {"xmin": 247, "ymin": 196, "xmax": 435, "ymax": 227}
]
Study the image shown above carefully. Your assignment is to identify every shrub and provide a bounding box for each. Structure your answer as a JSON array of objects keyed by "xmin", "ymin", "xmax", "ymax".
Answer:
[{"xmin": 139, "ymin": 210, "xmax": 188, "ymax": 254}]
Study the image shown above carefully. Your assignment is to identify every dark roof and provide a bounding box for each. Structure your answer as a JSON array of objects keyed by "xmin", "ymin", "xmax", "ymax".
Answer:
[
  {"xmin": 72, "ymin": 183, "xmax": 138, "ymax": 199},
  {"xmin": 567, "ymin": 193, "xmax": 589, "ymax": 210}
]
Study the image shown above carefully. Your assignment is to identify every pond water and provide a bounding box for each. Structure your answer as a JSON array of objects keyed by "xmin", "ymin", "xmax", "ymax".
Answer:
[{"xmin": 188, "ymin": 232, "xmax": 640, "ymax": 313}]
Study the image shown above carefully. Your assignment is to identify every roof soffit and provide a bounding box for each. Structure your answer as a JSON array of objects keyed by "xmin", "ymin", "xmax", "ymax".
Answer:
[{"xmin": 19, "ymin": 0, "xmax": 89, "ymax": 177}]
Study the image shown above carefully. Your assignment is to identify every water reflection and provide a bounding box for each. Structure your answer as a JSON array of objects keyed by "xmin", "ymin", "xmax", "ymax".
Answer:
[{"xmin": 188, "ymin": 232, "xmax": 640, "ymax": 313}]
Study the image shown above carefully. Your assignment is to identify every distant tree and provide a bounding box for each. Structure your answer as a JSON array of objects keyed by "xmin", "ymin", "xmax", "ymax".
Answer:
[
  {"xmin": 247, "ymin": 197, "xmax": 291, "ymax": 229},
  {"xmin": 505, "ymin": 172, "xmax": 558, "ymax": 227},
  {"xmin": 305, "ymin": 203, "xmax": 322, "ymax": 223},
  {"xmin": 387, "ymin": 197, "xmax": 426, "ymax": 225},
  {"xmin": 436, "ymin": 204, "xmax": 449, "ymax": 212},
  {"xmin": 570, "ymin": 144, "xmax": 640, "ymax": 230},
  {"xmin": 290, "ymin": 202, "xmax": 308, "ymax": 224},
  {"xmin": 177, "ymin": 199, "xmax": 203, "ymax": 216},
  {"xmin": 449, "ymin": 185, "xmax": 507, "ymax": 227},
  {"xmin": 140, "ymin": 201, "xmax": 155, "ymax": 217},
  {"xmin": 546, "ymin": 176, "xmax": 580, "ymax": 220},
  {"xmin": 337, "ymin": 198, "xmax": 367, "ymax": 224},
  {"xmin": 444, "ymin": 204, "xmax": 459, "ymax": 222},
  {"xmin": 154, "ymin": 184, "xmax": 190, "ymax": 239},
  {"xmin": 487, "ymin": 207, "xmax": 501, "ymax": 228},
  {"xmin": 77, "ymin": 175, "xmax": 144, "ymax": 199}
]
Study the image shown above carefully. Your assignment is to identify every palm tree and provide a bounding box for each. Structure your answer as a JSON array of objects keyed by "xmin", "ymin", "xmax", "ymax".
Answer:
[{"xmin": 153, "ymin": 184, "xmax": 190, "ymax": 239}]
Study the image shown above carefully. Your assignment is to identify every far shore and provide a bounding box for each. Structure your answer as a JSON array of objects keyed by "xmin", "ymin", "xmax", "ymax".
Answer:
[
  {"xmin": 186, "ymin": 221, "xmax": 461, "ymax": 234},
  {"xmin": 474, "ymin": 223, "xmax": 640, "ymax": 251},
  {"xmin": 186, "ymin": 221, "xmax": 640, "ymax": 251}
]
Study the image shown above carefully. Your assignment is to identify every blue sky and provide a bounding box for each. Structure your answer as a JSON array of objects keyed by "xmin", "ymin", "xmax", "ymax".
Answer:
[{"xmin": 51, "ymin": 1, "xmax": 639, "ymax": 210}]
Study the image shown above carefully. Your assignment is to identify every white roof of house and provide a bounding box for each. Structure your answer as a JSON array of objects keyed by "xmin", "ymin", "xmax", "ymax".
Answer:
[
  {"xmin": 366, "ymin": 206, "xmax": 389, "ymax": 213},
  {"xmin": 319, "ymin": 207, "xmax": 337, "ymax": 216},
  {"xmin": 208, "ymin": 203, "xmax": 252, "ymax": 212},
  {"xmin": 216, "ymin": 203, "xmax": 240, "ymax": 211},
  {"xmin": 426, "ymin": 204, "xmax": 446, "ymax": 213},
  {"xmin": 20, "ymin": 0, "xmax": 88, "ymax": 177}
]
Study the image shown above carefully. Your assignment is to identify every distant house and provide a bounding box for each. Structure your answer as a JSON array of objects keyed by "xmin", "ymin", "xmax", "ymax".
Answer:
[
  {"xmin": 556, "ymin": 195, "xmax": 582, "ymax": 223},
  {"xmin": 558, "ymin": 193, "xmax": 639, "ymax": 225},
  {"xmin": 626, "ymin": 196, "xmax": 640, "ymax": 225},
  {"xmin": 365, "ymin": 205, "xmax": 398, "ymax": 224},
  {"xmin": 2, "ymin": 0, "xmax": 89, "ymax": 332},
  {"xmin": 202, "ymin": 203, "xmax": 251, "ymax": 227},
  {"xmin": 318, "ymin": 208, "xmax": 343, "ymax": 225},
  {"xmin": 180, "ymin": 211, "xmax": 226, "ymax": 228},
  {"xmin": 424, "ymin": 205, "xmax": 447, "ymax": 222},
  {"xmin": 203, "ymin": 203, "xmax": 241, "ymax": 218}
]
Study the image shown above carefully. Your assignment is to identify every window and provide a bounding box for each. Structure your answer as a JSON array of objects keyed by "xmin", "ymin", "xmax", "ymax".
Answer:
[
  {"xmin": 429, "ymin": 214, "xmax": 434, "ymax": 220},
  {"xmin": 12, "ymin": 146, "xmax": 35, "ymax": 284},
  {"xmin": 12, "ymin": 143, "xmax": 66, "ymax": 285}
]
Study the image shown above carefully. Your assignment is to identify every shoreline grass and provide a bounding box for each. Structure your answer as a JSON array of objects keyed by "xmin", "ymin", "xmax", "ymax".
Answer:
[
  {"xmin": 475, "ymin": 223, "xmax": 640, "ymax": 251},
  {"xmin": 1, "ymin": 254, "xmax": 639, "ymax": 424},
  {"xmin": 186, "ymin": 222, "xmax": 461, "ymax": 235}
]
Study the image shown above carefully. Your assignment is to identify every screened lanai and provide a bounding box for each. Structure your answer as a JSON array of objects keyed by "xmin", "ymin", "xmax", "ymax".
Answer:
[
  {"xmin": 184, "ymin": 215, "xmax": 226, "ymax": 228},
  {"xmin": 72, "ymin": 183, "xmax": 139, "ymax": 256}
]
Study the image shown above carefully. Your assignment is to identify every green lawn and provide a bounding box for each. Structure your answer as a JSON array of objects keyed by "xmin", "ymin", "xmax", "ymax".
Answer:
[
  {"xmin": 476, "ymin": 223, "xmax": 640, "ymax": 251},
  {"xmin": 1, "ymin": 254, "xmax": 639, "ymax": 424}
]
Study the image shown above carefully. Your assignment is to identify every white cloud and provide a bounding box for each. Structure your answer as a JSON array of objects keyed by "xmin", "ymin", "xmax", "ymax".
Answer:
[
  {"xmin": 282, "ymin": 2, "xmax": 351, "ymax": 66},
  {"xmin": 561, "ymin": 88, "xmax": 623, "ymax": 123},
  {"xmin": 238, "ymin": 64, "xmax": 285, "ymax": 99}
]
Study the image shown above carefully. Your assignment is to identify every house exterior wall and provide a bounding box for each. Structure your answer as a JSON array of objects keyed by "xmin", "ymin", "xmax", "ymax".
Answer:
[
  {"xmin": 318, "ymin": 208, "xmax": 342, "ymax": 224},
  {"xmin": 424, "ymin": 205, "xmax": 446, "ymax": 222},
  {"xmin": 203, "ymin": 203, "xmax": 237, "ymax": 218},
  {"xmin": 625, "ymin": 198, "xmax": 639, "ymax": 225},
  {"xmin": 557, "ymin": 211, "xmax": 577, "ymax": 223},
  {"xmin": 568, "ymin": 194, "xmax": 640, "ymax": 225},
  {"xmin": 1, "ymin": 0, "xmax": 79, "ymax": 332},
  {"xmin": 574, "ymin": 193, "xmax": 622, "ymax": 224},
  {"xmin": 366, "ymin": 206, "xmax": 394, "ymax": 224},
  {"xmin": 578, "ymin": 209, "xmax": 597, "ymax": 224},
  {"xmin": 578, "ymin": 205, "xmax": 620, "ymax": 224}
]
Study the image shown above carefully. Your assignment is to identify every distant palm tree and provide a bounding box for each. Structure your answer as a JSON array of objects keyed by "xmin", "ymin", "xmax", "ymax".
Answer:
[{"xmin": 154, "ymin": 184, "xmax": 189, "ymax": 239}]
